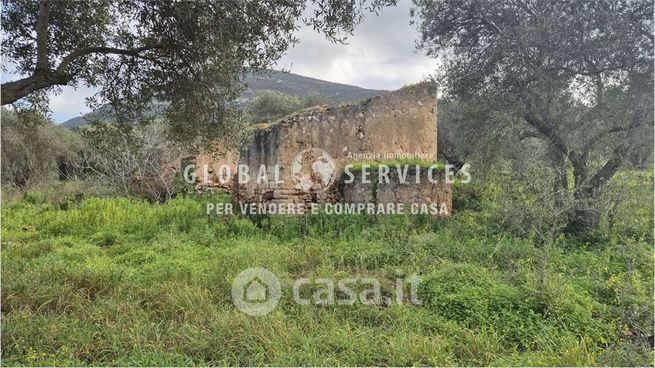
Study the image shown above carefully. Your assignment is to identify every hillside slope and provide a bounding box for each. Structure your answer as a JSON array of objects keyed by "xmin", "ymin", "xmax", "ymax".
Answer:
[{"xmin": 61, "ymin": 70, "xmax": 385, "ymax": 128}]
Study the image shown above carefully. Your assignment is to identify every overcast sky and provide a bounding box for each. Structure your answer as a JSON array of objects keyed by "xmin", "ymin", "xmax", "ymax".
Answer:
[
  {"xmin": 277, "ymin": 1, "xmax": 436, "ymax": 91},
  {"xmin": 7, "ymin": 1, "xmax": 436, "ymax": 123}
]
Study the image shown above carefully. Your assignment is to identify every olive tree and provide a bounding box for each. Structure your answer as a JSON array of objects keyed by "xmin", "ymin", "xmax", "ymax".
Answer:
[
  {"xmin": 2, "ymin": 0, "xmax": 394, "ymax": 143},
  {"xmin": 413, "ymin": 0, "xmax": 653, "ymax": 232},
  {"xmin": 245, "ymin": 90, "xmax": 332, "ymax": 124}
]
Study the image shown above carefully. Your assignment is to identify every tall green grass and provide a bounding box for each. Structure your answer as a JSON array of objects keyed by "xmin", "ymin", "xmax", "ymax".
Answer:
[{"xmin": 1, "ymin": 172, "xmax": 653, "ymax": 366}]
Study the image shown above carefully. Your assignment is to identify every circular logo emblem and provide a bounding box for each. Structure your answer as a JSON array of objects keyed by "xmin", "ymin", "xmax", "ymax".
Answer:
[
  {"xmin": 291, "ymin": 148, "xmax": 337, "ymax": 193},
  {"xmin": 231, "ymin": 268, "xmax": 281, "ymax": 316}
]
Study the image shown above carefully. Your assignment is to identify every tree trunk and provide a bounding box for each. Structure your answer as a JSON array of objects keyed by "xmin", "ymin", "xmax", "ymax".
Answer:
[
  {"xmin": 566, "ymin": 152, "xmax": 625, "ymax": 234},
  {"xmin": 568, "ymin": 189, "xmax": 601, "ymax": 234}
]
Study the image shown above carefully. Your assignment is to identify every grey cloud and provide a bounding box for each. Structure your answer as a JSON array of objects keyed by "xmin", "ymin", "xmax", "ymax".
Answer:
[{"xmin": 278, "ymin": 1, "xmax": 435, "ymax": 90}]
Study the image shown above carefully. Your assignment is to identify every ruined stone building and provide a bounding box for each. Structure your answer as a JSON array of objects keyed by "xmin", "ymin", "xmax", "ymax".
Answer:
[{"xmin": 193, "ymin": 82, "xmax": 452, "ymax": 215}]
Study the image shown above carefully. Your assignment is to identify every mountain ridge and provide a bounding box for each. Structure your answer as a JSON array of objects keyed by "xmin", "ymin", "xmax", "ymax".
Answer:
[{"xmin": 60, "ymin": 70, "xmax": 386, "ymax": 128}]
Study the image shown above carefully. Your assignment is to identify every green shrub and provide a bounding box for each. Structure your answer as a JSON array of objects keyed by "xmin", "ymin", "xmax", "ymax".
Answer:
[
  {"xmin": 452, "ymin": 181, "xmax": 486, "ymax": 211},
  {"xmin": 419, "ymin": 263, "xmax": 608, "ymax": 349}
]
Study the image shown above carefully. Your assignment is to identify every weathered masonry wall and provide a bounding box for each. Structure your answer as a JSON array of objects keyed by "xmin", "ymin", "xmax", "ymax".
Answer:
[
  {"xmin": 186, "ymin": 146, "xmax": 239, "ymax": 192},
  {"xmin": 341, "ymin": 168, "xmax": 452, "ymax": 216},
  {"xmin": 236, "ymin": 83, "xmax": 439, "ymax": 204}
]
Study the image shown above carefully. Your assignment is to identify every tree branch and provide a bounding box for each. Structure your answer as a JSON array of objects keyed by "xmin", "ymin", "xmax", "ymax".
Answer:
[
  {"xmin": 1, "ymin": 70, "xmax": 69, "ymax": 105},
  {"xmin": 476, "ymin": 16, "xmax": 503, "ymax": 36},
  {"xmin": 56, "ymin": 45, "xmax": 166, "ymax": 74},
  {"xmin": 580, "ymin": 125, "xmax": 626, "ymax": 156},
  {"xmin": 523, "ymin": 113, "xmax": 571, "ymax": 158},
  {"xmin": 586, "ymin": 144, "xmax": 628, "ymax": 192},
  {"xmin": 518, "ymin": 130, "xmax": 541, "ymax": 141},
  {"xmin": 1, "ymin": 44, "xmax": 168, "ymax": 105}
]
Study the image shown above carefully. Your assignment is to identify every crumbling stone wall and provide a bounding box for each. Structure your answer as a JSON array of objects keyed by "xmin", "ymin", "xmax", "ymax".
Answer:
[
  {"xmin": 236, "ymin": 83, "xmax": 439, "ymax": 204},
  {"xmin": 191, "ymin": 148, "xmax": 238, "ymax": 192},
  {"xmin": 191, "ymin": 82, "xmax": 451, "ymax": 215},
  {"xmin": 341, "ymin": 167, "xmax": 452, "ymax": 216}
]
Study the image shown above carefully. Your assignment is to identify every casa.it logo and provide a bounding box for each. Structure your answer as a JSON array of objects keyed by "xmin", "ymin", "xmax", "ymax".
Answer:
[
  {"xmin": 291, "ymin": 148, "xmax": 336, "ymax": 193},
  {"xmin": 231, "ymin": 267, "xmax": 422, "ymax": 316}
]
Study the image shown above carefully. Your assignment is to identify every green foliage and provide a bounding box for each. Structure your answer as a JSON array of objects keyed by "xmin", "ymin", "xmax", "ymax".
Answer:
[
  {"xmin": 415, "ymin": 0, "xmax": 654, "ymax": 233},
  {"xmin": 452, "ymin": 181, "xmax": 486, "ymax": 211},
  {"xmin": 420, "ymin": 264, "xmax": 552, "ymax": 349},
  {"xmin": 1, "ymin": 109, "xmax": 83, "ymax": 189},
  {"xmin": 61, "ymin": 70, "xmax": 384, "ymax": 129},
  {"xmin": 244, "ymin": 90, "xmax": 333, "ymax": 124},
  {"xmin": 2, "ymin": 0, "xmax": 393, "ymax": 144},
  {"xmin": 1, "ymin": 170, "xmax": 652, "ymax": 366}
]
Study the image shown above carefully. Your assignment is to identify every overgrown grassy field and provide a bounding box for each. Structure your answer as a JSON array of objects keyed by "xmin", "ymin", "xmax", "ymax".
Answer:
[{"xmin": 2, "ymin": 171, "xmax": 653, "ymax": 366}]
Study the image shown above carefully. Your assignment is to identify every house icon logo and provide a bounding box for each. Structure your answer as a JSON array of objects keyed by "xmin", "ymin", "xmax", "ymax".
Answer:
[
  {"xmin": 231, "ymin": 268, "xmax": 281, "ymax": 316},
  {"xmin": 244, "ymin": 276, "xmax": 268, "ymax": 302}
]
